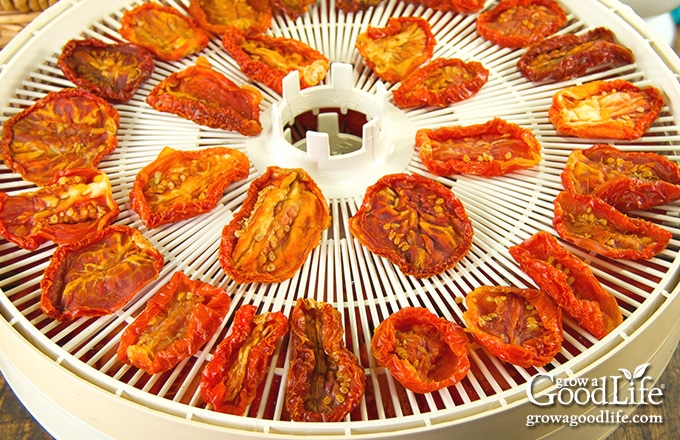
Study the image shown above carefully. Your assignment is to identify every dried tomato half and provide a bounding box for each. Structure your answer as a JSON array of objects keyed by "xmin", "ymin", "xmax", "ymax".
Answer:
[
  {"xmin": 349, "ymin": 173, "xmax": 473, "ymax": 278},
  {"xmin": 57, "ymin": 38, "xmax": 154, "ymax": 102},
  {"xmin": 463, "ymin": 285, "xmax": 563, "ymax": 368},
  {"xmin": 336, "ymin": 0, "xmax": 382, "ymax": 13},
  {"xmin": 120, "ymin": 3, "xmax": 209, "ymax": 62},
  {"xmin": 200, "ymin": 304, "xmax": 288, "ymax": 415},
  {"xmin": 285, "ymin": 298, "xmax": 365, "ymax": 422},
  {"xmin": 222, "ymin": 29, "xmax": 329, "ymax": 96},
  {"xmin": 552, "ymin": 191, "xmax": 672, "ymax": 260},
  {"xmin": 371, "ymin": 307, "xmax": 470, "ymax": 394},
  {"xmin": 130, "ymin": 146, "xmax": 250, "ymax": 229},
  {"xmin": 392, "ymin": 58, "xmax": 489, "ymax": 108},
  {"xmin": 0, "ymin": 169, "xmax": 119, "ymax": 251},
  {"xmin": 476, "ymin": 0, "xmax": 567, "ymax": 48},
  {"xmin": 409, "ymin": 0, "xmax": 484, "ymax": 13},
  {"xmin": 219, "ymin": 166, "xmax": 331, "ymax": 284},
  {"xmin": 517, "ymin": 27, "xmax": 634, "ymax": 83},
  {"xmin": 272, "ymin": 0, "xmax": 317, "ymax": 20},
  {"xmin": 509, "ymin": 231, "xmax": 623, "ymax": 339},
  {"xmin": 117, "ymin": 271, "xmax": 231, "ymax": 375},
  {"xmin": 548, "ymin": 79, "xmax": 664, "ymax": 141},
  {"xmin": 40, "ymin": 225, "xmax": 164, "ymax": 321},
  {"xmin": 1, "ymin": 88, "xmax": 119, "ymax": 186},
  {"xmin": 188, "ymin": 0, "xmax": 272, "ymax": 35},
  {"xmin": 416, "ymin": 118, "xmax": 542, "ymax": 177},
  {"xmin": 561, "ymin": 144, "xmax": 680, "ymax": 212},
  {"xmin": 146, "ymin": 57, "xmax": 263, "ymax": 136},
  {"xmin": 355, "ymin": 16, "xmax": 436, "ymax": 84}
]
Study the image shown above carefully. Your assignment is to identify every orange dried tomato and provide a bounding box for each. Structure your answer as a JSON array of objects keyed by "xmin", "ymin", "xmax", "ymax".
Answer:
[
  {"xmin": 509, "ymin": 231, "xmax": 623, "ymax": 339},
  {"xmin": 146, "ymin": 57, "xmax": 263, "ymax": 136},
  {"xmin": 130, "ymin": 146, "xmax": 250, "ymax": 229},
  {"xmin": 188, "ymin": 0, "xmax": 272, "ymax": 35},
  {"xmin": 336, "ymin": 0, "xmax": 382, "ymax": 13},
  {"xmin": 222, "ymin": 28, "xmax": 329, "ymax": 96},
  {"xmin": 416, "ymin": 118, "xmax": 542, "ymax": 177},
  {"xmin": 40, "ymin": 225, "xmax": 164, "ymax": 321},
  {"xmin": 286, "ymin": 298, "xmax": 365, "ymax": 422},
  {"xmin": 349, "ymin": 173, "xmax": 473, "ymax": 278},
  {"xmin": 552, "ymin": 191, "xmax": 672, "ymax": 260},
  {"xmin": 219, "ymin": 166, "xmax": 331, "ymax": 284},
  {"xmin": 372, "ymin": 307, "xmax": 470, "ymax": 394},
  {"xmin": 392, "ymin": 58, "xmax": 489, "ymax": 108},
  {"xmin": 120, "ymin": 3, "xmax": 209, "ymax": 62},
  {"xmin": 117, "ymin": 271, "xmax": 232, "ymax": 375},
  {"xmin": 355, "ymin": 16, "xmax": 436, "ymax": 84},
  {"xmin": 272, "ymin": 0, "xmax": 317, "ymax": 20},
  {"xmin": 476, "ymin": 0, "xmax": 567, "ymax": 48},
  {"xmin": 0, "ymin": 169, "xmax": 119, "ymax": 251},
  {"xmin": 463, "ymin": 285, "xmax": 563, "ymax": 368},
  {"xmin": 548, "ymin": 79, "xmax": 664, "ymax": 141},
  {"xmin": 1, "ymin": 88, "xmax": 119, "ymax": 186}
]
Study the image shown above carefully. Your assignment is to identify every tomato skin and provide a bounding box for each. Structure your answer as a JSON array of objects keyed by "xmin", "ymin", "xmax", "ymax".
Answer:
[
  {"xmin": 200, "ymin": 304, "xmax": 288, "ymax": 415},
  {"xmin": 463, "ymin": 285, "xmax": 563, "ymax": 368},
  {"xmin": 509, "ymin": 231, "xmax": 623, "ymax": 339},
  {"xmin": 416, "ymin": 118, "xmax": 542, "ymax": 177},
  {"xmin": 371, "ymin": 307, "xmax": 470, "ymax": 394},
  {"xmin": 188, "ymin": 0, "xmax": 272, "ymax": 35},
  {"xmin": 285, "ymin": 298, "xmax": 365, "ymax": 422},
  {"xmin": 40, "ymin": 225, "xmax": 164, "ymax": 321},
  {"xmin": 552, "ymin": 191, "xmax": 672, "ymax": 260}
]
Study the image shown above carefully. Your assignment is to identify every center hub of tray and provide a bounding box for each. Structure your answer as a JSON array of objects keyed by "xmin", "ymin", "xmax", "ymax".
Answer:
[{"xmin": 247, "ymin": 62, "xmax": 414, "ymax": 198}]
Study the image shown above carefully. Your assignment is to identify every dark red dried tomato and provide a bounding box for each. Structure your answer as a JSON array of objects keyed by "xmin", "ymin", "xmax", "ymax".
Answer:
[{"xmin": 188, "ymin": 0, "xmax": 272, "ymax": 35}]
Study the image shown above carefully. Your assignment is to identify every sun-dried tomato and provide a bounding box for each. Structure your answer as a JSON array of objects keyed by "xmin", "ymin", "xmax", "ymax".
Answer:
[
  {"xmin": 1, "ymin": 88, "xmax": 119, "ymax": 186},
  {"xmin": 285, "ymin": 298, "xmax": 365, "ymax": 422},
  {"xmin": 219, "ymin": 166, "xmax": 331, "ymax": 284},
  {"xmin": 130, "ymin": 146, "xmax": 250, "ymax": 229},
  {"xmin": 561, "ymin": 144, "xmax": 680, "ymax": 212},
  {"xmin": 40, "ymin": 225, "xmax": 164, "ymax": 321},
  {"xmin": 336, "ymin": 0, "xmax": 382, "ymax": 13},
  {"xmin": 0, "ymin": 169, "xmax": 119, "ymax": 251},
  {"xmin": 552, "ymin": 191, "xmax": 672, "ymax": 260},
  {"xmin": 120, "ymin": 3, "xmax": 209, "ymax": 62},
  {"xmin": 392, "ymin": 58, "xmax": 489, "ymax": 108},
  {"xmin": 517, "ymin": 27, "xmax": 634, "ymax": 83},
  {"xmin": 408, "ymin": 0, "xmax": 484, "ymax": 13},
  {"xmin": 349, "ymin": 173, "xmax": 473, "ymax": 278},
  {"xmin": 200, "ymin": 304, "xmax": 288, "ymax": 415},
  {"xmin": 222, "ymin": 29, "xmax": 329, "ymax": 96},
  {"xmin": 272, "ymin": 0, "xmax": 317, "ymax": 20},
  {"xmin": 57, "ymin": 38, "xmax": 154, "ymax": 102},
  {"xmin": 509, "ymin": 231, "xmax": 623, "ymax": 339},
  {"xmin": 372, "ymin": 307, "xmax": 470, "ymax": 394},
  {"xmin": 117, "ymin": 271, "xmax": 231, "ymax": 375},
  {"xmin": 548, "ymin": 79, "xmax": 664, "ymax": 141},
  {"xmin": 146, "ymin": 57, "xmax": 263, "ymax": 136},
  {"xmin": 476, "ymin": 0, "xmax": 567, "ymax": 48},
  {"xmin": 355, "ymin": 16, "xmax": 436, "ymax": 84},
  {"xmin": 416, "ymin": 118, "xmax": 542, "ymax": 177},
  {"xmin": 188, "ymin": 0, "xmax": 272, "ymax": 35},
  {"xmin": 463, "ymin": 285, "xmax": 563, "ymax": 368}
]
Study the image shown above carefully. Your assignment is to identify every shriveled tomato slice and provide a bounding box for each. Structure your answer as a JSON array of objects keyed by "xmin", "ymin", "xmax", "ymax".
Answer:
[
  {"xmin": 392, "ymin": 58, "xmax": 489, "ymax": 108},
  {"xmin": 355, "ymin": 16, "xmax": 436, "ymax": 84},
  {"xmin": 117, "ymin": 271, "xmax": 231, "ymax": 375},
  {"xmin": 336, "ymin": 0, "xmax": 382, "ymax": 13},
  {"xmin": 509, "ymin": 231, "xmax": 623, "ymax": 339},
  {"xmin": 200, "ymin": 304, "xmax": 288, "ymax": 415},
  {"xmin": 40, "ymin": 225, "xmax": 164, "ymax": 321},
  {"xmin": 146, "ymin": 57, "xmax": 263, "ymax": 136},
  {"xmin": 552, "ymin": 191, "xmax": 672, "ymax": 260},
  {"xmin": 476, "ymin": 0, "xmax": 567, "ymax": 48},
  {"xmin": 120, "ymin": 3, "xmax": 209, "ymax": 62},
  {"xmin": 372, "ymin": 307, "xmax": 470, "ymax": 394},
  {"xmin": 219, "ymin": 166, "xmax": 331, "ymax": 284},
  {"xmin": 548, "ymin": 79, "xmax": 664, "ymax": 141},
  {"xmin": 416, "ymin": 118, "xmax": 542, "ymax": 177},
  {"xmin": 561, "ymin": 144, "xmax": 680, "ymax": 212},
  {"xmin": 272, "ymin": 0, "xmax": 317, "ymax": 20},
  {"xmin": 349, "ymin": 173, "xmax": 473, "ymax": 278},
  {"xmin": 130, "ymin": 146, "xmax": 250, "ymax": 229},
  {"xmin": 286, "ymin": 298, "xmax": 365, "ymax": 422},
  {"xmin": 0, "ymin": 169, "xmax": 119, "ymax": 251},
  {"xmin": 188, "ymin": 0, "xmax": 272, "ymax": 35},
  {"xmin": 463, "ymin": 285, "xmax": 563, "ymax": 368},
  {"xmin": 1, "ymin": 88, "xmax": 119, "ymax": 186}
]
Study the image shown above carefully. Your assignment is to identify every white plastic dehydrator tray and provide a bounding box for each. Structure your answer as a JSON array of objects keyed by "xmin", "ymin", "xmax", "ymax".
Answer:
[{"xmin": 1, "ymin": 0, "xmax": 680, "ymax": 439}]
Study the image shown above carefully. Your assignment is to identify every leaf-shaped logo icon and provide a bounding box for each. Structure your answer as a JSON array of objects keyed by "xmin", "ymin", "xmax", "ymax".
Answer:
[
  {"xmin": 633, "ymin": 363, "xmax": 650, "ymax": 380},
  {"xmin": 618, "ymin": 368, "xmax": 633, "ymax": 382}
]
